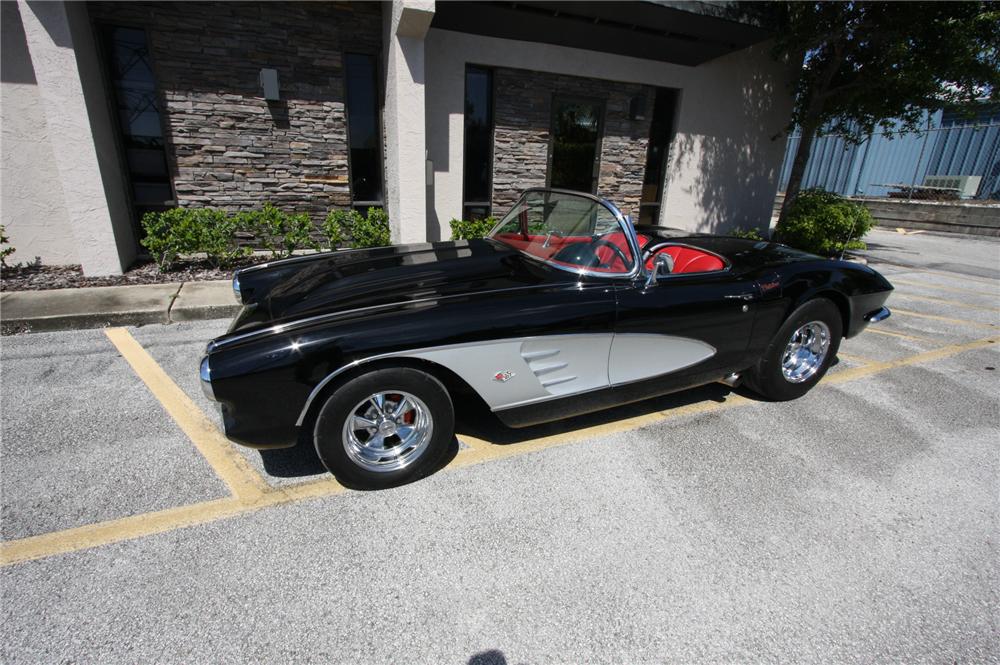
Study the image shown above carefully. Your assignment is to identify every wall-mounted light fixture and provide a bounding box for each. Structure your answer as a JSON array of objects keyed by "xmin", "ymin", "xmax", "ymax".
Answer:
[
  {"xmin": 259, "ymin": 68, "xmax": 280, "ymax": 101},
  {"xmin": 629, "ymin": 93, "xmax": 647, "ymax": 121}
]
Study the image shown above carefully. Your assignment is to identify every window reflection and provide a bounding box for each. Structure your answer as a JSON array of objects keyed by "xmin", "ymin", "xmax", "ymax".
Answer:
[
  {"xmin": 549, "ymin": 99, "xmax": 602, "ymax": 194},
  {"xmin": 345, "ymin": 53, "xmax": 383, "ymax": 206},
  {"xmin": 102, "ymin": 26, "xmax": 173, "ymax": 222}
]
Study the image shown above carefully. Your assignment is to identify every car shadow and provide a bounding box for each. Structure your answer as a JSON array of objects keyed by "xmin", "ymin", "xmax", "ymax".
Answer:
[{"xmin": 254, "ymin": 364, "xmax": 847, "ymax": 481}]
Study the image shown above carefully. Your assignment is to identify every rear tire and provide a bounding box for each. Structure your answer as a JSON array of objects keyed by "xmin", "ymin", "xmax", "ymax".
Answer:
[
  {"xmin": 313, "ymin": 368, "xmax": 454, "ymax": 489},
  {"xmin": 745, "ymin": 298, "xmax": 843, "ymax": 401}
]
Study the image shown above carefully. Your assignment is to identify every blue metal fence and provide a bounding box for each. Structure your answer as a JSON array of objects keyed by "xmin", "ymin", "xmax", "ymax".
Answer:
[{"xmin": 777, "ymin": 106, "xmax": 1000, "ymax": 199}]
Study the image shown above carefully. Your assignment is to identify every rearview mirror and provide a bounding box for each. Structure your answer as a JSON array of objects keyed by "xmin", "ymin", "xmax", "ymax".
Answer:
[{"xmin": 644, "ymin": 253, "xmax": 674, "ymax": 288}]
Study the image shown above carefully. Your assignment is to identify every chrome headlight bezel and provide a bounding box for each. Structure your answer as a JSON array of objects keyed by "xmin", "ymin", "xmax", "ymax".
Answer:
[
  {"xmin": 232, "ymin": 273, "xmax": 242, "ymax": 304},
  {"xmin": 199, "ymin": 356, "xmax": 215, "ymax": 400}
]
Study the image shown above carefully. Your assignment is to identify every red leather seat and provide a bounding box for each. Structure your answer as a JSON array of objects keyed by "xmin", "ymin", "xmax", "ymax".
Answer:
[{"xmin": 644, "ymin": 245, "xmax": 724, "ymax": 274}]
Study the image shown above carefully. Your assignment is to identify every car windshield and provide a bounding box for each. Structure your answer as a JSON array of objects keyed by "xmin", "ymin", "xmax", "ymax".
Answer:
[{"xmin": 488, "ymin": 190, "xmax": 636, "ymax": 274}]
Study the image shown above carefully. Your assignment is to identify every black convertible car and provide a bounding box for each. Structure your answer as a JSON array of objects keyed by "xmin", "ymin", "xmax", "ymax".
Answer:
[{"xmin": 201, "ymin": 188, "xmax": 892, "ymax": 488}]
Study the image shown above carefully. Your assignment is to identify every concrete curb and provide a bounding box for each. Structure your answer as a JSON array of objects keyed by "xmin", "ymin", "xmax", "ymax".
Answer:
[{"xmin": 0, "ymin": 280, "xmax": 239, "ymax": 334}]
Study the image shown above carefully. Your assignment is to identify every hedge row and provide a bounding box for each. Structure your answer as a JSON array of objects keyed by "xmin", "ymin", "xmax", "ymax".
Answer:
[{"xmin": 140, "ymin": 204, "xmax": 390, "ymax": 270}]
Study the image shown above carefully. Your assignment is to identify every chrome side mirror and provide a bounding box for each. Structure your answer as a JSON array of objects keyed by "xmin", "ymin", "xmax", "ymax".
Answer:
[{"xmin": 644, "ymin": 253, "xmax": 674, "ymax": 288}]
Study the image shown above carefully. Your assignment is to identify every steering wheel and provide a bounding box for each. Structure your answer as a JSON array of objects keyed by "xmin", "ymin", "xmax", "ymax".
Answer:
[
  {"xmin": 589, "ymin": 238, "xmax": 631, "ymax": 270},
  {"xmin": 641, "ymin": 241, "xmax": 671, "ymax": 265}
]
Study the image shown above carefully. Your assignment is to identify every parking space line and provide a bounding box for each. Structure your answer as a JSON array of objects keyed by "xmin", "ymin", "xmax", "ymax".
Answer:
[
  {"xmin": 4, "ymin": 334, "xmax": 994, "ymax": 568},
  {"xmin": 891, "ymin": 308, "xmax": 998, "ymax": 329},
  {"xmin": 894, "ymin": 292, "xmax": 1000, "ymax": 312},
  {"xmin": 104, "ymin": 328, "xmax": 270, "ymax": 501},
  {"xmin": 835, "ymin": 351, "xmax": 874, "ymax": 365},
  {"xmin": 865, "ymin": 328, "xmax": 934, "ymax": 342},
  {"xmin": 872, "ymin": 263, "xmax": 999, "ymax": 285},
  {"xmin": 889, "ymin": 278, "xmax": 998, "ymax": 298}
]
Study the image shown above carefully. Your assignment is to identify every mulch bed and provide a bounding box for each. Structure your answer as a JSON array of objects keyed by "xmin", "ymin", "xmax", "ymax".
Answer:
[{"xmin": 0, "ymin": 257, "xmax": 269, "ymax": 292}]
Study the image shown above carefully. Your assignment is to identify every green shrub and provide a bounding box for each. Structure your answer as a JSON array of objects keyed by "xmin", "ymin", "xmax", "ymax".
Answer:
[
  {"xmin": 237, "ymin": 203, "xmax": 318, "ymax": 258},
  {"xmin": 775, "ymin": 189, "xmax": 874, "ymax": 256},
  {"xmin": 322, "ymin": 209, "xmax": 361, "ymax": 249},
  {"xmin": 321, "ymin": 207, "xmax": 390, "ymax": 249},
  {"xmin": 0, "ymin": 225, "xmax": 15, "ymax": 267},
  {"xmin": 730, "ymin": 226, "xmax": 764, "ymax": 241},
  {"xmin": 351, "ymin": 207, "xmax": 391, "ymax": 248},
  {"xmin": 141, "ymin": 208, "xmax": 203, "ymax": 270},
  {"xmin": 449, "ymin": 216, "xmax": 497, "ymax": 240}
]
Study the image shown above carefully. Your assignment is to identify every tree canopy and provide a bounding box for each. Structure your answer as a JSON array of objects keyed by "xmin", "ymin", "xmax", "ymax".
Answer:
[{"xmin": 745, "ymin": 1, "xmax": 1000, "ymax": 219}]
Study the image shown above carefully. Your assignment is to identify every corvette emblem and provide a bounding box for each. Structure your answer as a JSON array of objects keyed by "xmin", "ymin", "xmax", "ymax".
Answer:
[{"xmin": 493, "ymin": 370, "xmax": 515, "ymax": 383}]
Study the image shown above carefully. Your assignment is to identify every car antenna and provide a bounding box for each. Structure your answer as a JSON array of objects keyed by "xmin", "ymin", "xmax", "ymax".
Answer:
[{"xmin": 839, "ymin": 216, "xmax": 859, "ymax": 261}]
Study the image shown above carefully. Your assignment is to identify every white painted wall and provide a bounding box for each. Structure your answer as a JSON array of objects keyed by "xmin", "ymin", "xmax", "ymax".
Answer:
[
  {"xmin": 382, "ymin": 0, "xmax": 434, "ymax": 244},
  {"xmin": 14, "ymin": 0, "xmax": 133, "ymax": 275},
  {"xmin": 0, "ymin": 1, "xmax": 76, "ymax": 266},
  {"xmin": 424, "ymin": 29, "xmax": 793, "ymax": 239}
]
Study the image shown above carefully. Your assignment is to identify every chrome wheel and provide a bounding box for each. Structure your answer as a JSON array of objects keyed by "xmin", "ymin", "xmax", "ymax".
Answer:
[
  {"xmin": 781, "ymin": 321, "xmax": 831, "ymax": 384},
  {"xmin": 342, "ymin": 391, "xmax": 433, "ymax": 473}
]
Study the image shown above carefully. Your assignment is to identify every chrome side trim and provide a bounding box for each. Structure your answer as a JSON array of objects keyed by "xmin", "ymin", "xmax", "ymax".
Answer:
[
  {"xmin": 865, "ymin": 306, "xmax": 891, "ymax": 323},
  {"xmin": 295, "ymin": 332, "xmax": 719, "ymax": 425}
]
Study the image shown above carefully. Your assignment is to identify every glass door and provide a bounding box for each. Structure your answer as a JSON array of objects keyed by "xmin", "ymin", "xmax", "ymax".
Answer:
[{"xmin": 548, "ymin": 98, "xmax": 603, "ymax": 194}]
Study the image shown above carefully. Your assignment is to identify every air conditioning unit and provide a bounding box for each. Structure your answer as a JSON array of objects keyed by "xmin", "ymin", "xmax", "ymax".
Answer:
[{"xmin": 923, "ymin": 175, "xmax": 982, "ymax": 198}]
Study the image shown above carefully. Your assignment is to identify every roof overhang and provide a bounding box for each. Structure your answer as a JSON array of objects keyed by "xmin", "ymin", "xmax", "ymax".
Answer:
[{"xmin": 430, "ymin": 1, "xmax": 772, "ymax": 67}]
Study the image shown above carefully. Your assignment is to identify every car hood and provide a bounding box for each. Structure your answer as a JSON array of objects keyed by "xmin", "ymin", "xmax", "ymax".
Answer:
[{"xmin": 228, "ymin": 240, "xmax": 563, "ymax": 333}]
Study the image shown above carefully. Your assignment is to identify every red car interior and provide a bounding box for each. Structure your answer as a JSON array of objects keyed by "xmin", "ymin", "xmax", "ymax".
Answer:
[
  {"xmin": 644, "ymin": 245, "xmax": 725, "ymax": 274},
  {"xmin": 493, "ymin": 232, "xmax": 724, "ymax": 275}
]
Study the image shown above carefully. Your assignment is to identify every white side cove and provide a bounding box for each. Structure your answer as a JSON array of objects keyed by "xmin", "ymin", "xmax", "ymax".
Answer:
[
  {"xmin": 608, "ymin": 334, "xmax": 716, "ymax": 386},
  {"xmin": 296, "ymin": 333, "xmax": 717, "ymax": 424},
  {"xmin": 408, "ymin": 334, "xmax": 615, "ymax": 411}
]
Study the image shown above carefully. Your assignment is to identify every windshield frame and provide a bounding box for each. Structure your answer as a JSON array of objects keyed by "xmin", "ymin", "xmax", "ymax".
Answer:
[{"xmin": 487, "ymin": 188, "xmax": 643, "ymax": 280}]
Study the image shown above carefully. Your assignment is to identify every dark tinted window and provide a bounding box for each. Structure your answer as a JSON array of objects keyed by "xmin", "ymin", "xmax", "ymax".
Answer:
[
  {"xmin": 639, "ymin": 88, "xmax": 677, "ymax": 225},
  {"xmin": 463, "ymin": 66, "xmax": 493, "ymax": 220},
  {"xmin": 549, "ymin": 98, "xmax": 602, "ymax": 193},
  {"xmin": 101, "ymin": 26, "xmax": 172, "ymax": 223},
  {"xmin": 345, "ymin": 53, "xmax": 383, "ymax": 205}
]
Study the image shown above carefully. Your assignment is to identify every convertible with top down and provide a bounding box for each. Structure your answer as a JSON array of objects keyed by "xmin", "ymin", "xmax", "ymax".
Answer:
[{"xmin": 200, "ymin": 188, "xmax": 893, "ymax": 488}]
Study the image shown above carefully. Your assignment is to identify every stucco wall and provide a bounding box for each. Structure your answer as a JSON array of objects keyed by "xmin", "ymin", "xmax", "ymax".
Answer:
[
  {"xmin": 424, "ymin": 29, "xmax": 793, "ymax": 239},
  {"xmin": 1, "ymin": 1, "xmax": 77, "ymax": 266}
]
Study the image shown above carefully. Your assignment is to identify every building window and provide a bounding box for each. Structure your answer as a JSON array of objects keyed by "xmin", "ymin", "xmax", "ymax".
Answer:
[
  {"xmin": 345, "ymin": 53, "xmax": 384, "ymax": 212},
  {"xmin": 101, "ymin": 26, "xmax": 173, "ymax": 229},
  {"xmin": 463, "ymin": 66, "xmax": 493, "ymax": 221},
  {"xmin": 639, "ymin": 88, "xmax": 678, "ymax": 225},
  {"xmin": 549, "ymin": 97, "xmax": 603, "ymax": 194}
]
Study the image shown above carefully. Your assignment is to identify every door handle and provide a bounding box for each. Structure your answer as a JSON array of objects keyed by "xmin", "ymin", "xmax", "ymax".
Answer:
[{"xmin": 724, "ymin": 293, "xmax": 756, "ymax": 301}]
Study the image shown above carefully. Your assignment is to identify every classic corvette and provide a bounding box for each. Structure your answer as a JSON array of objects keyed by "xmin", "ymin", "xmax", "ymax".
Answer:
[{"xmin": 201, "ymin": 188, "xmax": 893, "ymax": 488}]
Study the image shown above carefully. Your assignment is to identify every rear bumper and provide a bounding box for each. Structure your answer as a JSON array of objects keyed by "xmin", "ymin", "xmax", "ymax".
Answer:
[{"xmin": 864, "ymin": 306, "xmax": 891, "ymax": 323}]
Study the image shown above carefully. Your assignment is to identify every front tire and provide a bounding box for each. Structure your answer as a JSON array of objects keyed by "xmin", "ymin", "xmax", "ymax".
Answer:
[
  {"xmin": 313, "ymin": 368, "xmax": 455, "ymax": 489},
  {"xmin": 745, "ymin": 298, "xmax": 843, "ymax": 401}
]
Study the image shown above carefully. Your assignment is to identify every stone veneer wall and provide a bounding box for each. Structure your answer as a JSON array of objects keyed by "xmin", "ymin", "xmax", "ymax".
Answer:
[
  {"xmin": 492, "ymin": 67, "xmax": 654, "ymax": 218},
  {"xmin": 87, "ymin": 2, "xmax": 381, "ymax": 222}
]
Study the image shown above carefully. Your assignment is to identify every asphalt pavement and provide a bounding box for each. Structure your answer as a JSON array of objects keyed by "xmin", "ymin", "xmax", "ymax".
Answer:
[{"xmin": 1, "ymin": 230, "xmax": 998, "ymax": 663}]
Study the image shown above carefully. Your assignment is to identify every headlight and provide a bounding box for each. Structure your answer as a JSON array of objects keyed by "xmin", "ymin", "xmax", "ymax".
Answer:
[
  {"xmin": 199, "ymin": 356, "xmax": 215, "ymax": 400},
  {"xmin": 232, "ymin": 273, "xmax": 242, "ymax": 303}
]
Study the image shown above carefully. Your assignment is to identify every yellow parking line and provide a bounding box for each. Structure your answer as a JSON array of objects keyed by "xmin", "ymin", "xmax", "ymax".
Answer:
[
  {"xmin": 835, "ymin": 351, "xmax": 874, "ymax": 365},
  {"xmin": 895, "ymin": 292, "xmax": 1000, "ymax": 312},
  {"xmin": 891, "ymin": 308, "xmax": 998, "ymax": 330},
  {"xmin": 0, "ymin": 479, "xmax": 351, "ymax": 566},
  {"xmin": 865, "ymin": 328, "xmax": 933, "ymax": 342},
  {"xmin": 104, "ymin": 328, "xmax": 270, "ymax": 501},
  {"xmin": 4, "ymin": 334, "xmax": 994, "ymax": 567},
  {"xmin": 889, "ymin": 278, "xmax": 998, "ymax": 298},
  {"xmin": 880, "ymin": 265, "xmax": 999, "ymax": 286}
]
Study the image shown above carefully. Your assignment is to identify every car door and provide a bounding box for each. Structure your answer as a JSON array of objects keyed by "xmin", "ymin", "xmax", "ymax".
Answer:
[{"xmin": 611, "ymin": 266, "xmax": 759, "ymax": 398}]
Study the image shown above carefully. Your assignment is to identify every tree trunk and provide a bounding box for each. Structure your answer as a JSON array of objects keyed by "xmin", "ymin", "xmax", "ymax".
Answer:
[{"xmin": 778, "ymin": 119, "xmax": 819, "ymax": 227}]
